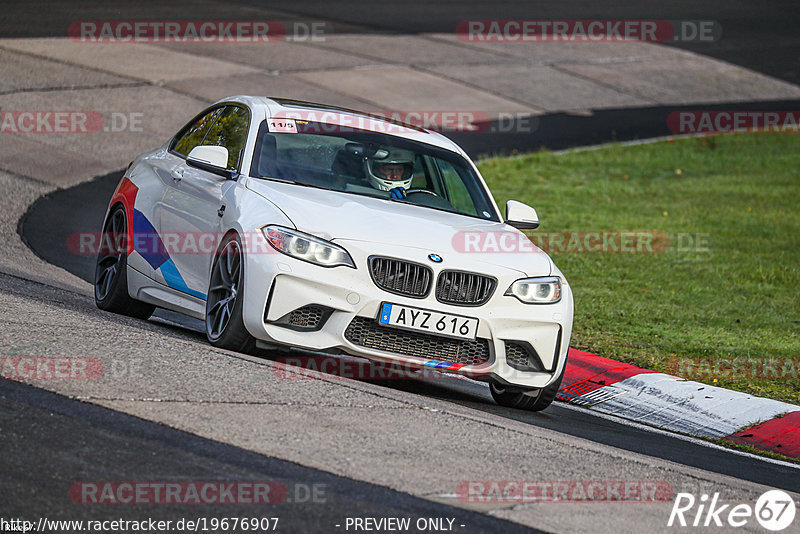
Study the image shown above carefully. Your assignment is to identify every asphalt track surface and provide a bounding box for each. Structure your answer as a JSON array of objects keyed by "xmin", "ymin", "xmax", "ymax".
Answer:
[
  {"xmin": 18, "ymin": 173, "xmax": 800, "ymax": 494},
  {"xmin": 5, "ymin": 1, "xmax": 800, "ymax": 531},
  {"xmin": 1, "ymin": 377, "xmax": 539, "ymax": 533},
  {"xmin": 3, "ymin": 1, "xmax": 799, "ymax": 157},
  {"xmin": 2, "ymin": 0, "xmax": 799, "ymax": 87}
]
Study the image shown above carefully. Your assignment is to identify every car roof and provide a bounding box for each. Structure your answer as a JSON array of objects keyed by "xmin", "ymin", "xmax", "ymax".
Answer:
[{"xmin": 212, "ymin": 95, "xmax": 469, "ymax": 156}]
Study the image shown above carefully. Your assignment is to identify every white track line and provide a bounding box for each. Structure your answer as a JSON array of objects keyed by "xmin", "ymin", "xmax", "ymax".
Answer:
[{"xmin": 557, "ymin": 400, "xmax": 800, "ymax": 470}]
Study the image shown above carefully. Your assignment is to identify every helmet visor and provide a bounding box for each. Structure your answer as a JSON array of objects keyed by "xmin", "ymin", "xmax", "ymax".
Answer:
[{"xmin": 374, "ymin": 162, "xmax": 413, "ymax": 181}]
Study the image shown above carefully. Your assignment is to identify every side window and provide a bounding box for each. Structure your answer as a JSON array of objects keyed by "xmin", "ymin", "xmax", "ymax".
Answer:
[
  {"xmin": 201, "ymin": 106, "xmax": 250, "ymax": 169},
  {"xmin": 410, "ymin": 155, "xmax": 429, "ymax": 189},
  {"xmin": 438, "ymin": 160, "xmax": 478, "ymax": 216},
  {"xmin": 172, "ymin": 107, "xmax": 223, "ymax": 157}
]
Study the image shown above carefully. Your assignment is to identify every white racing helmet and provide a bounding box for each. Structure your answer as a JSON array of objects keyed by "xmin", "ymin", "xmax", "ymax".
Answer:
[{"xmin": 365, "ymin": 148, "xmax": 415, "ymax": 191}]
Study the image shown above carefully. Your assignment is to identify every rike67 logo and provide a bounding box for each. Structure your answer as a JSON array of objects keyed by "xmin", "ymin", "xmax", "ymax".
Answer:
[{"xmin": 668, "ymin": 490, "xmax": 796, "ymax": 531}]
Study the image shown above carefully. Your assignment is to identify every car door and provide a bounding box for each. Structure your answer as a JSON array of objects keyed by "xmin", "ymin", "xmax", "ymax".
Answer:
[
  {"xmin": 124, "ymin": 106, "xmax": 222, "ymax": 284},
  {"xmin": 156, "ymin": 104, "xmax": 250, "ymax": 299}
]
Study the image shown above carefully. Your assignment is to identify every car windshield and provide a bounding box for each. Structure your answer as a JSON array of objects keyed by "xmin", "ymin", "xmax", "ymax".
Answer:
[{"xmin": 249, "ymin": 119, "xmax": 500, "ymax": 221}]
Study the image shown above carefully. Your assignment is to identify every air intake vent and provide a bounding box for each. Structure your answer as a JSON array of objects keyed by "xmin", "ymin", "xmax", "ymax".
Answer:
[
  {"xmin": 368, "ymin": 257, "xmax": 432, "ymax": 298},
  {"xmin": 344, "ymin": 317, "xmax": 490, "ymax": 366},
  {"xmin": 436, "ymin": 270, "xmax": 496, "ymax": 306},
  {"xmin": 504, "ymin": 341, "xmax": 544, "ymax": 372},
  {"xmin": 270, "ymin": 305, "xmax": 332, "ymax": 332}
]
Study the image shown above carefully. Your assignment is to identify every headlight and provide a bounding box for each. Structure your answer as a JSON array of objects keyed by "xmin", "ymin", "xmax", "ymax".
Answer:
[
  {"xmin": 505, "ymin": 276, "xmax": 561, "ymax": 304},
  {"xmin": 261, "ymin": 226, "xmax": 355, "ymax": 268}
]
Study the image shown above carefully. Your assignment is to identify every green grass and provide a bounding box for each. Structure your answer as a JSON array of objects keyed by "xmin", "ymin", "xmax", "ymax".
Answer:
[{"xmin": 478, "ymin": 132, "xmax": 800, "ymax": 404}]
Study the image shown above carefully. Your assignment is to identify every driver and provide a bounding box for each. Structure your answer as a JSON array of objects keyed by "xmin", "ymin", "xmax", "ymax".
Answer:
[{"xmin": 365, "ymin": 148, "xmax": 415, "ymax": 198}]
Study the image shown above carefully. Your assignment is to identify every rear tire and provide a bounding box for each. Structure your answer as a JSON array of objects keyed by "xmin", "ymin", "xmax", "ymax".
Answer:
[
  {"xmin": 94, "ymin": 205, "xmax": 155, "ymax": 320},
  {"xmin": 205, "ymin": 233, "xmax": 256, "ymax": 353},
  {"xmin": 489, "ymin": 367, "xmax": 564, "ymax": 412}
]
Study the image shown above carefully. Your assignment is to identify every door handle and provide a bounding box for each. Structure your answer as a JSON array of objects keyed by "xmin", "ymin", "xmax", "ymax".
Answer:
[{"xmin": 171, "ymin": 168, "xmax": 184, "ymax": 182}]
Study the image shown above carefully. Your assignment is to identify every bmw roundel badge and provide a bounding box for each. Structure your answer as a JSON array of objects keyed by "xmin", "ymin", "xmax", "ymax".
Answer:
[{"xmin": 428, "ymin": 253, "xmax": 443, "ymax": 263}]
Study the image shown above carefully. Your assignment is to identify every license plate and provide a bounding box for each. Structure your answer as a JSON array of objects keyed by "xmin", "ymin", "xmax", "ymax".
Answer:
[{"xmin": 377, "ymin": 302, "xmax": 478, "ymax": 340}]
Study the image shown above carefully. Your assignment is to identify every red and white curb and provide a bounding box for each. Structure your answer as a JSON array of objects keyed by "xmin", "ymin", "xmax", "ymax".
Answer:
[{"xmin": 559, "ymin": 349, "xmax": 800, "ymax": 459}]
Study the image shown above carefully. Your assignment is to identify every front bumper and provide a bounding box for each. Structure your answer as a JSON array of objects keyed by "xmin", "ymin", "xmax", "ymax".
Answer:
[{"xmin": 241, "ymin": 241, "xmax": 574, "ymax": 390}]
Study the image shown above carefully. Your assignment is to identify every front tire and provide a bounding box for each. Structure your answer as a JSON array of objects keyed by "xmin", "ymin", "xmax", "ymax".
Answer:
[
  {"xmin": 94, "ymin": 205, "xmax": 155, "ymax": 320},
  {"xmin": 205, "ymin": 234, "xmax": 256, "ymax": 353},
  {"xmin": 489, "ymin": 368, "xmax": 564, "ymax": 412}
]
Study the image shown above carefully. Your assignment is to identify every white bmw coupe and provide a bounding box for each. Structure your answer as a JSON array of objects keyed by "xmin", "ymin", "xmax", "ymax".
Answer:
[{"xmin": 95, "ymin": 96, "xmax": 573, "ymax": 411}]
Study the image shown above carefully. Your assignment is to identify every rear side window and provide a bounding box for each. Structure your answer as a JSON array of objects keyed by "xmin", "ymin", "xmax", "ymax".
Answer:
[{"xmin": 172, "ymin": 107, "xmax": 224, "ymax": 157}]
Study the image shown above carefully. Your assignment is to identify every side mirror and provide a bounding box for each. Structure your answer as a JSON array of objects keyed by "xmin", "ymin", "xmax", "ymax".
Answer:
[
  {"xmin": 505, "ymin": 200, "xmax": 539, "ymax": 230},
  {"xmin": 186, "ymin": 145, "xmax": 236, "ymax": 179}
]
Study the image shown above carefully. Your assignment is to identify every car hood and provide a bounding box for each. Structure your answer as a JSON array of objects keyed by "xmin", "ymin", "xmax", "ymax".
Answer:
[{"xmin": 246, "ymin": 179, "xmax": 553, "ymax": 276}]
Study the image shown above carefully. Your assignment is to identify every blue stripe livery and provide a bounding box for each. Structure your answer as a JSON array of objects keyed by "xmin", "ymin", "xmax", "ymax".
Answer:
[{"xmin": 132, "ymin": 209, "xmax": 206, "ymax": 300}]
